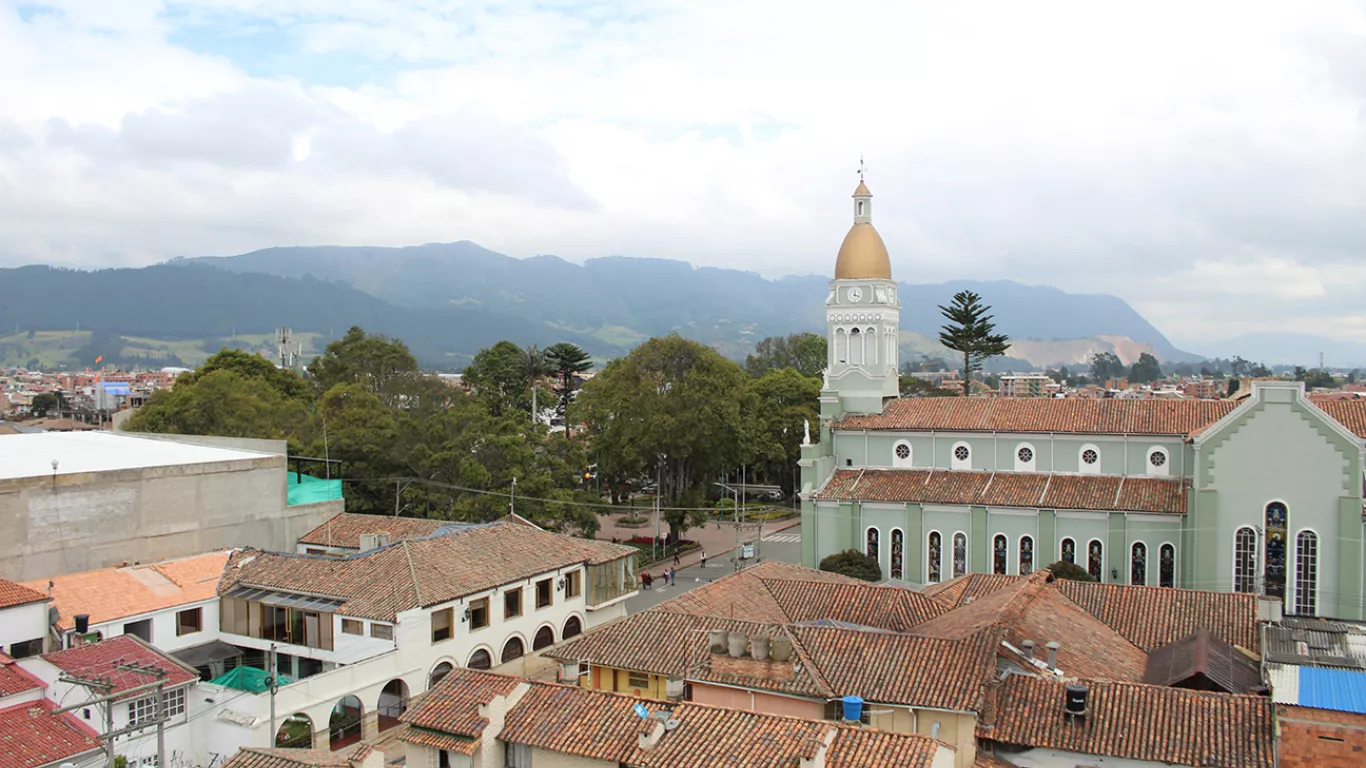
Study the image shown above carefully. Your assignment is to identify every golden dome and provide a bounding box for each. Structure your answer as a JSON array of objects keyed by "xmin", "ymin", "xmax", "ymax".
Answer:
[{"xmin": 835, "ymin": 223, "xmax": 891, "ymax": 279}]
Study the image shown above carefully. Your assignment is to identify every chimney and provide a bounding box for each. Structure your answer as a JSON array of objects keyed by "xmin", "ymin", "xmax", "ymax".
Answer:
[
  {"xmin": 799, "ymin": 728, "xmax": 836, "ymax": 768},
  {"xmin": 1021, "ymin": 640, "xmax": 1035, "ymax": 661},
  {"xmin": 1045, "ymin": 641, "xmax": 1061, "ymax": 671},
  {"xmin": 638, "ymin": 718, "xmax": 665, "ymax": 750}
]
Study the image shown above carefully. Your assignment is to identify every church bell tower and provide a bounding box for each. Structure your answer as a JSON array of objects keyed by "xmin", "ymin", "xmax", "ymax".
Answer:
[{"xmin": 825, "ymin": 169, "xmax": 900, "ymax": 414}]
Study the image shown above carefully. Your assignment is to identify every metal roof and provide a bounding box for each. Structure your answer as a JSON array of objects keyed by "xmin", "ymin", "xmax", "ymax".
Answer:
[
  {"xmin": 1268, "ymin": 663, "xmax": 1366, "ymax": 715},
  {"xmin": 1264, "ymin": 619, "xmax": 1366, "ymax": 669},
  {"xmin": 224, "ymin": 586, "xmax": 347, "ymax": 613}
]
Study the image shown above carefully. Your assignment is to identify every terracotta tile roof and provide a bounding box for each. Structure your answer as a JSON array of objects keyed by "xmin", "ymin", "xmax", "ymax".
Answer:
[
  {"xmin": 923, "ymin": 574, "xmax": 1024, "ymax": 609},
  {"xmin": 20, "ymin": 551, "xmax": 229, "ymax": 631},
  {"xmin": 0, "ymin": 580, "xmax": 47, "ymax": 611},
  {"xmin": 653, "ymin": 561, "xmax": 860, "ymax": 624},
  {"xmin": 1142, "ymin": 630, "xmax": 1263, "ymax": 694},
  {"xmin": 911, "ymin": 573, "xmax": 1149, "ymax": 682},
  {"xmin": 0, "ymin": 653, "xmax": 44, "ymax": 698},
  {"xmin": 832, "ymin": 397, "xmax": 1237, "ymax": 435},
  {"xmin": 221, "ymin": 523, "xmax": 636, "ymax": 622},
  {"xmin": 1055, "ymin": 580, "xmax": 1259, "ymax": 652},
  {"xmin": 761, "ymin": 579, "xmax": 948, "ymax": 631},
  {"xmin": 400, "ymin": 663, "xmax": 522, "ymax": 749},
  {"xmin": 296, "ymin": 513, "xmax": 445, "ymax": 548},
  {"xmin": 549, "ymin": 611, "xmax": 766, "ymax": 679},
  {"xmin": 813, "ymin": 469, "xmax": 1188, "ymax": 514},
  {"xmin": 40, "ymin": 635, "xmax": 198, "ymax": 697},
  {"xmin": 400, "ymin": 727, "xmax": 478, "ymax": 755},
  {"xmin": 497, "ymin": 677, "xmax": 944, "ymax": 768},
  {"xmin": 1312, "ymin": 399, "xmax": 1366, "ymax": 438},
  {"xmin": 0, "ymin": 699, "xmax": 102, "ymax": 768},
  {"xmin": 986, "ymin": 675, "xmax": 1274, "ymax": 768},
  {"xmin": 222, "ymin": 745, "xmax": 367, "ymax": 768}
]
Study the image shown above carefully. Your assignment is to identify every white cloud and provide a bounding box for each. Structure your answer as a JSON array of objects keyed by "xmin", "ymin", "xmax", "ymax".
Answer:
[{"xmin": 1, "ymin": 0, "xmax": 1365, "ymax": 344}]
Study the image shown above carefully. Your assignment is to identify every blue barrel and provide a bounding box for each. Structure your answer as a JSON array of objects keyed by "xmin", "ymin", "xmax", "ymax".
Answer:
[{"xmin": 841, "ymin": 695, "xmax": 864, "ymax": 721}]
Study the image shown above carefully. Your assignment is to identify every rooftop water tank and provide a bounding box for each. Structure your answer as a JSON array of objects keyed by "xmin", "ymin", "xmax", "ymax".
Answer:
[{"xmin": 841, "ymin": 695, "xmax": 864, "ymax": 722}]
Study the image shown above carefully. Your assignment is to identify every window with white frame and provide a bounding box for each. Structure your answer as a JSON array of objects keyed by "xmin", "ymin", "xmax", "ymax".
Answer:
[
  {"xmin": 128, "ymin": 687, "xmax": 185, "ymax": 726},
  {"xmin": 1294, "ymin": 531, "xmax": 1318, "ymax": 616},
  {"xmin": 1233, "ymin": 527, "xmax": 1258, "ymax": 594},
  {"xmin": 951, "ymin": 442, "xmax": 971, "ymax": 470},
  {"xmin": 1146, "ymin": 446, "xmax": 1169, "ymax": 476},
  {"xmin": 1014, "ymin": 443, "xmax": 1036, "ymax": 472},
  {"xmin": 893, "ymin": 441, "xmax": 912, "ymax": 468},
  {"xmin": 1079, "ymin": 444, "xmax": 1100, "ymax": 474},
  {"xmin": 1130, "ymin": 542, "xmax": 1147, "ymax": 586}
]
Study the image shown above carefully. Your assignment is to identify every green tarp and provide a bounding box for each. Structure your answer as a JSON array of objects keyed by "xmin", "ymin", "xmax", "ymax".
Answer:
[
  {"xmin": 208, "ymin": 665, "xmax": 293, "ymax": 693},
  {"xmin": 288, "ymin": 472, "xmax": 342, "ymax": 506}
]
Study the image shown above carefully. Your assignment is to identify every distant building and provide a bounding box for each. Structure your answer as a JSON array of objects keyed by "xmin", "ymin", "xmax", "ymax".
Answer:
[{"xmin": 998, "ymin": 374, "xmax": 1051, "ymax": 397}]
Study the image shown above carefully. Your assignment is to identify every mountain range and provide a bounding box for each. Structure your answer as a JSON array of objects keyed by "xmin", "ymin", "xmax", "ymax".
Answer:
[{"xmin": 0, "ymin": 241, "xmax": 1218, "ymax": 370}]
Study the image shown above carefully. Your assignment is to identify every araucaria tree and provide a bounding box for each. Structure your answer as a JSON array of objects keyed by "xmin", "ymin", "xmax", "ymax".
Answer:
[
  {"xmin": 544, "ymin": 342, "xmax": 593, "ymax": 426},
  {"xmin": 938, "ymin": 290, "xmax": 1010, "ymax": 397}
]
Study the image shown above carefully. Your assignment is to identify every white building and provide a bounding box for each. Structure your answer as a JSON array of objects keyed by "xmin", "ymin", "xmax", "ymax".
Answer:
[{"xmin": 0, "ymin": 579, "xmax": 52, "ymax": 658}]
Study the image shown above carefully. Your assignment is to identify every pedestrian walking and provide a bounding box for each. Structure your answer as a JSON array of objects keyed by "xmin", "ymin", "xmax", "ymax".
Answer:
[
  {"xmin": 673, "ymin": 550, "xmax": 681, "ymax": 567},
  {"xmin": 700, "ymin": 550, "xmax": 708, "ymax": 569}
]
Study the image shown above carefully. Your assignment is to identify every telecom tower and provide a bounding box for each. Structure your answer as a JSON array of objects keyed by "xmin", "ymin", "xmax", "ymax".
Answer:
[{"xmin": 276, "ymin": 327, "xmax": 303, "ymax": 370}]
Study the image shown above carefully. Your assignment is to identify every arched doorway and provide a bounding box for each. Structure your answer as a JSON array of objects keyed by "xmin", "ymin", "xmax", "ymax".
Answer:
[
  {"xmin": 275, "ymin": 714, "xmax": 313, "ymax": 748},
  {"xmin": 429, "ymin": 661, "xmax": 454, "ymax": 690},
  {"xmin": 501, "ymin": 637, "xmax": 525, "ymax": 664},
  {"xmin": 468, "ymin": 649, "xmax": 492, "ymax": 670},
  {"xmin": 377, "ymin": 679, "xmax": 408, "ymax": 732},
  {"xmin": 562, "ymin": 616, "xmax": 582, "ymax": 640},
  {"xmin": 533, "ymin": 626, "xmax": 555, "ymax": 651},
  {"xmin": 329, "ymin": 695, "xmax": 363, "ymax": 751}
]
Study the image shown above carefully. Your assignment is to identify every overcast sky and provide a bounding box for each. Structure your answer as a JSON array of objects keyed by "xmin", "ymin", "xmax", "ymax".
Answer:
[{"xmin": 1, "ymin": 1, "xmax": 1364, "ymax": 346}]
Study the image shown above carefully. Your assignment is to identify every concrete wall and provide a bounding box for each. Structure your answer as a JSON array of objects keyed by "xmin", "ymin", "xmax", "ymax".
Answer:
[
  {"xmin": 126, "ymin": 433, "xmax": 288, "ymax": 456},
  {"xmin": 90, "ymin": 598, "xmax": 220, "ymax": 655},
  {"xmin": 0, "ymin": 600, "xmax": 50, "ymax": 653},
  {"xmin": 0, "ymin": 455, "xmax": 340, "ymax": 580},
  {"xmin": 689, "ymin": 683, "xmax": 822, "ymax": 720}
]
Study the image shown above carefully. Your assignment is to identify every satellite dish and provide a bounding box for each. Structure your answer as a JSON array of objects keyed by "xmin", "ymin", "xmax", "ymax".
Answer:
[{"xmin": 664, "ymin": 719, "xmax": 681, "ymax": 730}]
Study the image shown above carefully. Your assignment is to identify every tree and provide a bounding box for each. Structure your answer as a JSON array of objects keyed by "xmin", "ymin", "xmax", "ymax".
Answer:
[
  {"xmin": 126, "ymin": 369, "xmax": 308, "ymax": 441},
  {"xmin": 899, "ymin": 376, "xmax": 954, "ymax": 397},
  {"xmin": 463, "ymin": 341, "xmax": 529, "ymax": 417},
  {"xmin": 744, "ymin": 333, "xmax": 827, "ymax": 378},
  {"xmin": 1128, "ymin": 353, "xmax": 1162, "ymax": 385},
  {"xmin": 938, "ymin": 291, "xmax": 1010, "ymax": 397},
  {"xmin": 544, "ymin": 342, "xmax": 593, "ymax": 424},
  {"xmin": 750, "ymin": 368, "xmax": 821, "ymax": 496},
  {"xmin": 1090, "ymin": 352, "xmax": 1125, "ymax": 383},
  {"xmin": 307, "ymin": 327, "xmax": 419, "ymax": 406},
  {"xmin": 1045, "ymin": 560, "xmax": 1093, "ymax": 582},
  {"xmin": 575, "ymin": 334, "xmax": 752, "ymax": 540},
  {"xmin": 517, "ymin": 345, "xmax": 555, "ymax": 422},
  {"xmin": 30, "ymin": 392, "xmax": 60, "ymax": 417},
  {"xmin": 819, "ymin": 550, "xmax": 882, "ymax": 582},
  {"xmin": 187, "ymin": 348, "xmax": 310, "ymax": 401}
]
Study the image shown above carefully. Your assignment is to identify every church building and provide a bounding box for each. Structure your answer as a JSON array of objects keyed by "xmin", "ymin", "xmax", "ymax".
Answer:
[{"xmin": 798, "ymin": 179, "xmax": 1366, "ymax": 620}]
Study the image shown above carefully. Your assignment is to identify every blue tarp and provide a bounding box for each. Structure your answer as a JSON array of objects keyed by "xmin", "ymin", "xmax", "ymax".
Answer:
[{"xmin": 1298, "ymin": 666, "xmax": 1366, "ymax": 714}]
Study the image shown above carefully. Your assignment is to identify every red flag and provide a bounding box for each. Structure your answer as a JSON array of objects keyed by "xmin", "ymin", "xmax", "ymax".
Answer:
[{"xmin": 94, "ymin": 356, "xmax": 103, "ymax": 364}]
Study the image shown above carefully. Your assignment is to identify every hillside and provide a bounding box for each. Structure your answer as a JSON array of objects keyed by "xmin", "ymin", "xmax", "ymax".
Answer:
[{"xmin": 193, "ymin": 241, "xmax": 1196, "ymax": 362}]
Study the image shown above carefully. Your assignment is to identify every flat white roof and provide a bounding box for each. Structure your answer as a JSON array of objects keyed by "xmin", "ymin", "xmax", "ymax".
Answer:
[{"xmin": 0, "ymin": 431, "xmax": 274, "ymax": 480}]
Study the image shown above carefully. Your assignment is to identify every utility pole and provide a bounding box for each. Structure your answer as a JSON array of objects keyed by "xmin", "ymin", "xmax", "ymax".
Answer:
[
  {"xmin": 510, "ymin": 477, "xmax": 517, "ymax": 516},
  {"xmin": 266, "ymin": 644, "xmax": 278, "ymax": 746},
  {"xmin": 56, "ymin": 673, "xmax": 170, "ymax": 768}
]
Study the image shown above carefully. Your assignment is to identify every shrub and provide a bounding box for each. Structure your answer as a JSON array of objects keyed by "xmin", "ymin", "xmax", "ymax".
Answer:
[
  {"xmin": 819, "ymin": 549, "xmax": 882, "ymax": 582},
  {"xmin": 1045, "ymin": 560, "xmax": 1093, "ymax": 582}
]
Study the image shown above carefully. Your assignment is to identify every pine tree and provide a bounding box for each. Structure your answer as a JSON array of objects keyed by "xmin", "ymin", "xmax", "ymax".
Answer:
[{"xmin": 938, "ymin": 291, "xmax": 1010, "ymax": 397}]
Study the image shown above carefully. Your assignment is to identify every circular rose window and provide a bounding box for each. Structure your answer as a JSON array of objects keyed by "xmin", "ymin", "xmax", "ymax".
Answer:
[
  {"xmin": 1149, "ymin": 450, "xmax": 1167, "ymax": 467},
  {"xmin": 1082, "ymin": 449, "xmax": 1098, "ymax": 465},
  {"xmin": 1017, "ymin": 447, "xmax": 1034, "ymax": 463},
  {"xmin": 895, "ymin": 444, "xmax": 911, "ymax": 460},
  {"xmin": 954, "ymin": 446, "xmax": 970, "ymax": 461}
]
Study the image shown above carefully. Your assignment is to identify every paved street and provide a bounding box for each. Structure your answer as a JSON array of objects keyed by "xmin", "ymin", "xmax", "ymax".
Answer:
[{"xmin": 623, "ymin": 523, "xmax": 805, "ymax": 612}]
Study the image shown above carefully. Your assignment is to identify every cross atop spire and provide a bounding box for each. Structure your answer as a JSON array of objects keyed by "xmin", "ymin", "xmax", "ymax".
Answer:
[{"xmin": 858, "ymin": 154, "xmax": 866, "ymax": 182}]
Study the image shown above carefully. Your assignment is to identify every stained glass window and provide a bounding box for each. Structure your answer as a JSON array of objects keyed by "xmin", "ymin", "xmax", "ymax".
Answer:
[
  {"xmin": 1294, "ymin": 531, "xmax": 1317, "ymax": 616},
  {"xmin": 1061, "ymin": 538, "xmax": 1076, "ymax": 564},
  {"xmin": 1234, "ymin": 527, "xmax": 1258, "ymax": 594},
  {"xmin": 1265, "ymin": 503, "xmax": 1287, "ymax": 600},
  {"xmin": 953, "ymin": 533, "xmax": 967, "ymax": 578},
  {"xmin": 1159, "ymin": 544, "xmax": 1175, "ymax": 588},
  {"xmin": 891, "ymin": 529, "xmax": 905, "ymax": 581},
  {"xmin": 993, "ymin": 535, "xmax": 1007, "ymax": 575},
  {"xmin": 1130, "ymin": 542, "xmax": 1146, "ymax": 586},
  {"xmin": 925, "ymin": 531, "xmax": 939, "ymax": 583},
  {"xmin": 865, "ymin": 527, "xmax": 879, "ymax": 560},
  {"xmin": 1019, "ymin": 536, "xmax": 1034, "ymax": 575},
  {"xmin": 1087, "ymin": 540, "xmax": 1103, "ymax": 581}
]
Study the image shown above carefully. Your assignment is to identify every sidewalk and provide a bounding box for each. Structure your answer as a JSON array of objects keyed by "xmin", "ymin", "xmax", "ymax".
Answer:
[{"xmin": 596, "ymin": 509, "xmax": 800, "ymax": 571}]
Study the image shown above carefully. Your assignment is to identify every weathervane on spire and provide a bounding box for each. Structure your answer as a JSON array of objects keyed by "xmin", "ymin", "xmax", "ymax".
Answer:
[{"xmin": 858, "ymin": 154, "xmax": 866, "ymax": 182}]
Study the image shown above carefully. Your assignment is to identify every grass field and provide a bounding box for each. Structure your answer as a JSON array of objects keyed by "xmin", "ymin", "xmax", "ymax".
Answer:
[
  {"xmin": 0, "ymin": 330, "xmax": 326, "ymax": 370},
  {"xmin": 0, "ymin": 330, "xmax": 92, "ymax": 369}
]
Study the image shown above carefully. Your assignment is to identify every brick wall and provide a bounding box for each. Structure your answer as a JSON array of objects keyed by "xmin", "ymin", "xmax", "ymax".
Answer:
[{"xmin": 1278, "ymin": 704, "xmax": 1366, "ymax": 767}]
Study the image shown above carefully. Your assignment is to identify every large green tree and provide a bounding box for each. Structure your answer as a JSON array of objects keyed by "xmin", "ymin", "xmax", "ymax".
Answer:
[
  {"xmin": 463, "ymin": 341, "xmax": 529, "ymax": 417},
  {"xmin": 307, "ymin": 327, "xmax": 420, "ymax": 406},
  {"xmin": 1127, "ymin": 353, "xmax": 1163, "ymax": 385},
  {"xmin": 749, "ymin": 368, "xmax": 820, "ymax": 496},
  {"xmin": 544, "ymin": 342, "xmax": 593, "ymax": 423},
  {"xmin": 1090, "ymin": 352, "xmax": 1125, "ymax": 382},
  {"xmin": 744, "ymin": 333, "xmax": 827, "ymax": 379},
  {"xmin": 576, "ymin": 334, "xmax": 752, "ymax": 539},
  {"xmin": 126, "ymin": 349, "xmax": 311, "ymax": 441},
  {"xmin": 938, "ymin": 291, "xmax": 1010, "ymax": 397}
]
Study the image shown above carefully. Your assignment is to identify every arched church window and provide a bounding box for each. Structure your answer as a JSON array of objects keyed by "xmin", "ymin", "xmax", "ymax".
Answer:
[
  {"xmin": 1294, "ymin": 530, "xmax": 1317, "ymax": 616},
  {"xmin": 1265, "ymin": 503, "xmax": 1287, "ymax": 599},
  {"xmin": 924, "ymin": 531, "xmax": 939, "ymax": 583},
  {"xmin": 992, "ymin": 535, "xmax": 1007, "ymax": 575},
  {"xmin": 1087, "ymin": 540, "xmax": 1103, "ymax": 581},
  {"xmin": 865, "ymin": 527, "xmax": 879, "ymax": 560},
  {"xmin": 890, "ymin": 529, "xmax": 904, "ymax": 581},
  {"xmin": 857, "ymin": 200, "xmax": 864, "ymax": 217},
  {"xmin": 1130, "ymin": 542, "xmax": 1146, "ymax": 586},
  {"xmin": 1159, "ymin": 543, "xmax": 1175, "ymax": 588},
  {"xmin": 1019, "ymin": 536, "xmax": 1034, "ymax": 575},
  {"xmin": 1060, "ymin": 538, "xmax": 1076, "ymax": 564},
  {"xmin": 952, "ymin": 533, "xmax": 967, "ymax": 577},
  {"xmin": 1233, "ymin": 527, "xmax": 1258, "ymax": 593},
  {"xmin": 849, "ymin": 328, "xmax": 861, "ymax": 365}
]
